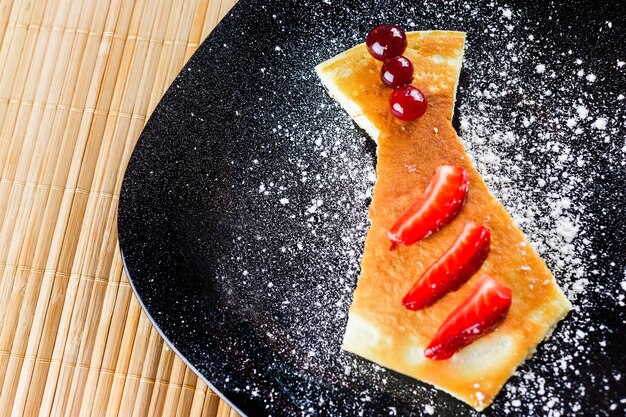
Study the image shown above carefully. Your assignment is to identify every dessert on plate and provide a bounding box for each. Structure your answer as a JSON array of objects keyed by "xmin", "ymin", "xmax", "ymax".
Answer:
[{"xmin": 315, "ymin": 27, "xmax": 572, "ymax": 410}]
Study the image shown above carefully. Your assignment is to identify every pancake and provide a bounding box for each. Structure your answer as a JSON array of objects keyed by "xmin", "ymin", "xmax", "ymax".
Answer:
[{"xmin": 315, "ymin": 31, "xmax": 571, "ymax": 410}]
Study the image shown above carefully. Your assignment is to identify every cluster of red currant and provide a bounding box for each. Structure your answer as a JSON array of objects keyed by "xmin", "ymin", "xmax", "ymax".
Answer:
[{"xmin": 366, "ymin": 24, "xmax": 427, "ymax": 121}]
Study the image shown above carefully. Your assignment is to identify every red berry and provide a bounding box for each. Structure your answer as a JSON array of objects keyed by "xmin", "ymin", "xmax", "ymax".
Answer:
[
  {"xmin": 402, "ymin": 222, "xmax": 490, "ymax": 310},
  {"xmin": 389, "ymin": 85, "xmax": 428, "ymax": 121},
  {"xmin": 424, "ymin": 274, "xmax": 512, "ymax": 360},
  {"xmin": 388, "ymin": 166, "xmax": 468, "ymax": 248},
  {"xmin": 366, "ymin": 24, "xmax": 407, "ymax": 61},
  {"xmin": 381, "ymin": 56, "xmax": 413, "ymax": 88}
]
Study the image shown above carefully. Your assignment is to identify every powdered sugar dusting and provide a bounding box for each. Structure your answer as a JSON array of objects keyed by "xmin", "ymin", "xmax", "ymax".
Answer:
[
  {"xmin": 454, "ymin": 4, "xmax": 625, "ymax": 415},
  {"xmin": 135, "ymin": 1, "xmax": 626, "ymax": 415}
]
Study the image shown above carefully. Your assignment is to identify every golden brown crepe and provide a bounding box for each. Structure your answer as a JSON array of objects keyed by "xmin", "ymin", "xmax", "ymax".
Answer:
[{"xmin": 315, "ymin": 31, "xmax": 571, "ymax": 410}]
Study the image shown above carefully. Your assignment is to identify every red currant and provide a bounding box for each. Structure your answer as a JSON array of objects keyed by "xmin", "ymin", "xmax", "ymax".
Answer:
[
  {"xmin": 366, "ymin": 24, "xmax": 407, "ymax": 61},
  {"xmin": 381, "ymin": 56, "xmax": 413, "ymax": 88},
  {"xmin": 389, "ymin": 85, "xmax": 428, "ymax": 121}
]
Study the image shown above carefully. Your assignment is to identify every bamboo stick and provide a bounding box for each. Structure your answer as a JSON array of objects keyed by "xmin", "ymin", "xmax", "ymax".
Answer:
[
  {"xmin": 0, "ymin": 0, "xmax": 38, "ymax": 104},
  {"xmin": 202, "ymin": 390, "xmax": 223, "ymax": 417},
  {"xmin": 48, "ymin": 188, "xmax": 124, "ymax": 417},
  {"xmin": 35, "ymin": 0, "xmax": 157, "ymax": 413},
  {"xmin": 61, "ymin": 0, "xmax": 174, "ymax": 386},
  {"xmin": 0, "ymin": 0, "xmax": 18, "ymax": 55},
  {"xmin": 48, "ymin": 1, "xmax": 172, "ymax": 414},
  {"xmin": 107, "ymin": 312, "xmax": 154, "ymax": 417},
  {"xmin": 14, "ymin": 0, "xmax": 144, "ymax": 413},
  {"xmin": 74, "ymin": 0, "xmax": 197, "ymax": 415},
  {"xmin": 0, "ymin": 7, "xmax": 83, "ymax": 402},
  {"xmin": 90, "ymin": 292, "xmax": 142, "ymax": 417},
  {"xmin": 59, "ymin": 209, "xmax": 121, "ymax": 417},
  {"xmin": 217, "ymin": 0, "xmax": 238, "ymax": 29},
  {"xmin": 0, "ymin": 27, "xmax": 107, "ymax": 411},
  {"xmin": 76, "ymin": 0, "xmax": 196, "ymax": 408},
  {"xmin": 202, "ymin": 0, "xmax": 237, "ymax": 40},
  {"xmin": 163, "ymin": 0, "xmax": 200, "ymax": 93},
  {"xmin": 106, "ymin": 1, "xmax": 192, "ymax": 405},
  {"xmin": 0, "ymin": 0, "xmax": 56, "ymax": 328},
  {"xmin": 146, "ymin": 0, "xmax": 194, "ymax": 115},
  {"xmin": 144, "ymin": 344, "xmax": 175, "ymax": 417},
  {"xmin": 32, "ymin": 2, "xmax": 143, "ymax": 415},
  {"xmin": 217, "ymin": 397, "xmax": 236, "ymax": 417},
  {"xmin": 200, "ymin": 0, "xmax": 224, "ymax": 43},
  {"xmin": 65, "ymin": 243, "xmax": 125, "ymax": 417},
  {"xmin": 203, "ymin": 0, "xmax": 223, "ymax": 40},
  {"xmin": 0, "ymin": 3, "xmax": 95, "ymax": 401},
  {"xmin": 175, "ymin": 367, "xmax": 199, "ymax": 417},
  {"xmin": 7, "ymin": 3, "xmax": 132, "ymax": 415},
  {"xmin": 159, "ymin": 357, "xmax": 188, "ymax": 417},
  {"xmin": 1, "ymin": 0, "xmax": 121, "ymax": 409},
  {"xmin": 0, "ymin": 0, "xmax": 65, "ymax": 288},
  {"xmin": 189, "ymin": 377, "xmax": 209, "ymax": 417},
  {"xmin": 0, "ymin": 0, "xmax": 55, "ymax": 198},
  {"xmin": 184, "ymin": 0, "xmax": 210, "ymax": 62},
  {"xmin": 72, "ymin": 1, "xmax": 183, "ymax": 412},
  {"xmin": 129, "ymin": 327, "xmax": 165, "ymax": 417},
  {"xmin": 100, "ymin": 7, "xmax": 177, "ymax": 416},
  {"xmin": 0, "ymin": 0, "xmax": 74, "ymax": 242},
  {"xmin": 82, "ymin": 274, "xmax": 133, "ymax": 417}
]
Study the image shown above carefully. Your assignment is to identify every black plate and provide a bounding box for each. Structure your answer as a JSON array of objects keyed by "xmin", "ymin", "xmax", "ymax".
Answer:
[{"xmin": 118, "ymin": 1, "xmax": 626, "ymax": 415}]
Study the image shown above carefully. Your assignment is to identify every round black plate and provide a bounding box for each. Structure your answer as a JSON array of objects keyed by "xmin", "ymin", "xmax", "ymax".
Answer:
[{"xmin": 118, "ymin": 1, "xmax": 626, "ymax": 415}]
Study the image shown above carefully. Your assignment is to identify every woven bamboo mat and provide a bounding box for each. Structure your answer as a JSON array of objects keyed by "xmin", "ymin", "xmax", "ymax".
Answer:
[{"xmin": 0, "ymin": 0, "xmax": 240, "ymax": 415}]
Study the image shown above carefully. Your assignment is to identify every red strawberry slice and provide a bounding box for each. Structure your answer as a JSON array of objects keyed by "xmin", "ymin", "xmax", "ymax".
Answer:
[
  {"xmin": 402, "ymin": 222, "xmax": 491, "ymax": 310},
  {"xmin": 388, "ymin": 165, "xmax": 469, "ymax": 249},
  {"xmin": 424, "ymin": 274, "xmax": 512, "ymax": 360}
]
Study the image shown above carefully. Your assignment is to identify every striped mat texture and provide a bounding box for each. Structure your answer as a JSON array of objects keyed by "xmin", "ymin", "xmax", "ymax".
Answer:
[{"xmin": 0, "ymin": 0, "xmax": 240, "ymax": 415}]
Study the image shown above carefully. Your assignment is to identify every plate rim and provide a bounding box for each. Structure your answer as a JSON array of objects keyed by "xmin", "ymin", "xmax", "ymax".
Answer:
[{"xmin": 118, "ymin": 247, "xmax": 249, "ymax": 417}]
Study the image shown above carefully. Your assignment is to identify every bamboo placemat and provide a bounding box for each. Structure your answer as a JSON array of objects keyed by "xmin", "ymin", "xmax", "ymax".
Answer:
[{"xmin": 0, "ymin": 0, "xmax": 240, "ymax": 415}]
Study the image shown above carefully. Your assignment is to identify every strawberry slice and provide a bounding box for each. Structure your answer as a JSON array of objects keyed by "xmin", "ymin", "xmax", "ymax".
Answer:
[
  {"xmin": 388, "ymin": 165, "xmax": 469, "ymax": 249},
  {"xmin": 424, "ymin": 274, "xmax": 512, "ymax": 360},
  {"xmin": 402, "ymin": 222, "xmax": 491, "ymax": 310}
]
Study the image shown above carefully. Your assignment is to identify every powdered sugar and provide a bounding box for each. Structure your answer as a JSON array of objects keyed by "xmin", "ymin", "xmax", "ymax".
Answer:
[
  {"xmin": 453, "ymin": 7, "xmax": 626, "ymax": 413},
  {"xmin": 141, "ymin": 1, "xmax": 626, "ymax": 416},
  {"xmin": 593, "ymin": 117, "xmax": 608, "ymax": 130},
  {"xmin": 576, "ymin": 105, "xmax": 589, "ymax": 119}
]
